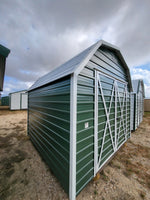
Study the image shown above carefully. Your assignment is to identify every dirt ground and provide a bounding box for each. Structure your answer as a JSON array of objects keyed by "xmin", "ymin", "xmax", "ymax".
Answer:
[{"xmin": 0, "ymin": 110, "xmax": 150, "ymax": 200}]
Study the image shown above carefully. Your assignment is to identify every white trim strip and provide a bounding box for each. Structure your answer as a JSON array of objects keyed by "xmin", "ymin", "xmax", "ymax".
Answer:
[
  {"xmin": 69, "ymin": 74, "xmax": 77, "ymax": 200},
  {"xmin": 94, "ymin": 71, "xmax": 98, "ymax": 176}
]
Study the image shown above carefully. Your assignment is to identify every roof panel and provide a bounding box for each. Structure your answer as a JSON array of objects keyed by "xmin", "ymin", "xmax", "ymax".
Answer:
[
  {"xmin": 29, "ymin": 40, "xmax": 132, "ymax": 91},
  {"xmin": 29, "ymin": 42, "xmax": 98, "ymax": 91},
  {"xmin": 132, "ymin": 79, "xmax": 145, "ymax": 96}
]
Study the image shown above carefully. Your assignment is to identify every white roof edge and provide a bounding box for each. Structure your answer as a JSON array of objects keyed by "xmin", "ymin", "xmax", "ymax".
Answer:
[{"xmin": 9, "ymin": 90, "xmax": 27, "ymax": 95}]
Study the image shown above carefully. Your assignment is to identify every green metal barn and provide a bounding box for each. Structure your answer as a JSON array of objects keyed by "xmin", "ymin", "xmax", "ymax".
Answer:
[
  {"xmin": 28, "ymin": 40, "xmax": 132, "ymax": 200},
  {"xmin": 131, "ymin": 79, "xmax": 145, "ymax": 131}
]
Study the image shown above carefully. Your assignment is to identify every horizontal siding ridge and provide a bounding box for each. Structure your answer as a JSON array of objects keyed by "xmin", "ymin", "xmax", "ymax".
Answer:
[
  {"xmin": 30, "ymin": 112, "xmax": 70, "ymax": 140},
  {"xmin": 77, "ymin": 109, "xmax": 94, "ymax": 114},
  {"xmin": 30, "ymin": 120, "xmax": 69, "ymax": 154},
  {"xmin": 76, "ymin": 159, "xmax": 93, "ymax": 175},
  {"xmin": 77, "ymin": 118, "xmax": 94, "ymax": 125},
  {"xmin": 79, "ymin": 73, "xmax": 95, "ymax": 80},
  {"xmin": 30, "ymin": 125, "xmax": 69, "ymax": 164},
  {"xmin": 76, "ymin": 168, "xmax": 93, "ymax": 185},
  {"xmin": 29, "ymin": 100, "xmax": 70, "ymax": 104},
  {"xmin": 29, "ymin": 108, "xmax": 70, "ymax": 124},
  {"xmin": 29, "ymin": 104, "xmax": 70, "ymax": 114},
  {"xmin": 30, "ymin": 92, "xmax": 70, "ymax": 98},
  {"xmin": 98, "ymin": 49, "xmax": 124, "ymax": 72},
  {"xmin": 29, "ymin": 131, "xmax": 68, "ymax": 173},
  {"xmin": 76, "ymin": 175, "xmax": 93, "ymax": 195},
  {"xmin": 77, "ymin": 134, "xmax": 93, "ymax": 144},
  {"xmin": 76, "ymin": 143, "xmax": 93, "ymax": 155},
  {"xmin": 77, "ymin": 126, "xmax": 94, "ymax": 134},
  {"xmin": 76, "ymin": 151, "xmax": 94, "ymax": 165}
]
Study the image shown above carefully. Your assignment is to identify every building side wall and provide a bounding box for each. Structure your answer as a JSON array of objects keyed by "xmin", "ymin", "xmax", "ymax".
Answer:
[
  {"xmin": 130, "ymin": 93, "xmax": 134, "ymax": 131},
  {"xmin": 76, "ymin": 46, "xmax": 131, "ymax": 195},
  {"xmin": 138, "ymin": 83, "xmax": 144, "ymax": 124},
  {"xmin": 76, "ymin": 67, "xmax": 95, "ymax": 195},
  {"xmin": 28, "ymin": 77, "xmax": 70, "ymax": 194}
]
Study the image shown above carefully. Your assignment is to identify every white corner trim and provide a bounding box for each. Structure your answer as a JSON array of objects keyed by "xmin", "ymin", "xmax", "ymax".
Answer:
[{"xmin": 69, "ymin": 73, "xmax": 77, "ymax": 200}]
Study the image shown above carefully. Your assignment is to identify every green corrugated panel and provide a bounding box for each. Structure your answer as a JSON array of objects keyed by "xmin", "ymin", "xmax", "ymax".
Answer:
[
  {"xmin": 76, "ymin": 46, "xmax": 131, "ymax": 196},
  {"xmin": 76, "ymin": 68, "xmax": 95, "ymax": 195},
  {"xmin": 28, "ymin": 77, "xmax": 70, "ymax": 194},
  {"xmin": 1, "ymin": 96, "xmax": 9, "ymax": 106}
]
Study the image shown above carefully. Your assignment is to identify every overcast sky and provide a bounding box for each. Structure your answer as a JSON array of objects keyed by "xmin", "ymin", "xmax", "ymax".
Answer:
[{"xmin": 1, "ymin": 0, "xmax": 150, "ymax": 97}]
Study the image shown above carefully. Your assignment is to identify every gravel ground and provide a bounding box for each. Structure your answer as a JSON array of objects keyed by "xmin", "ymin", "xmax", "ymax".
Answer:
[{"xmin": 0, "ymin": 110, "xmax": 150, "ymax": 200}]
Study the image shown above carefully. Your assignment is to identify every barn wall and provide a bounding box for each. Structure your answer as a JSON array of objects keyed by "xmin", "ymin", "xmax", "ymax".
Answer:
[
  {"xmin": 138, "ymin": 83, "xmax": 144, "ymax": 124},
  {"xmin": 76, "ymin": 67, "xmax": 95, "ymax": 195},
  {"xmin": 76, "ymin": 46, "xmax": 131, "ymax": 195},
  {"xmin": 28, "ymin": 77, "xmax": 70, "ymax": 194}
]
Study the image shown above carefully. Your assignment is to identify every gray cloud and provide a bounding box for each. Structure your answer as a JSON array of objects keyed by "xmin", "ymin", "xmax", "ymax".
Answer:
[{"xmin": 0, "ymin": 0, "xmax": 150, "ymax": 96}]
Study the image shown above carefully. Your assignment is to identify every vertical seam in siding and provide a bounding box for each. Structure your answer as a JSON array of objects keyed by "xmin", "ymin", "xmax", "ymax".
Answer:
[{"xmin": 69, "ymin": 73, "xmax": 77, "ymax": 200}]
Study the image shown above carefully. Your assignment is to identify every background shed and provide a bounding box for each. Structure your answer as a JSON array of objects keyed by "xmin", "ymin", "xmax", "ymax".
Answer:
[
  {"xmin": 10, "ymin": 90, "xmax": 28, "ymax": 110},
  {"xmin": 28, "ymin": 40, "xmax": 132, "ymax": 200},
  {"xmin": 131, "ymin": 79, "xmax": 145, "ymax": 131}
]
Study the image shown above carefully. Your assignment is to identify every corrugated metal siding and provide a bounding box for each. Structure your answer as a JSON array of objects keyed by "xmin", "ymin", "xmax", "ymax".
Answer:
[
  {"xmin": 135, "ymin": 95, "xmax": 138, "ymax": 130},
  {"xmin": 130, "ymin": 93, "xmax": 134, "ymax": 131},
  {"xmin": 28, "ymin": 77, "xmax": 70, "ymax": 194},
  {"xmin": 1, "ymin": 96, "xmax": 9, "ymax": 106},
  {"xmin": 88, "ymin": 46, "xmax": 129, "ymax": 85},
  {"xmin": 138, "ymin": 83, "xmax": 144, "ymax": 124},
  {"xmin": 76, "ymin": 67, "xmax": 95, "ymax": 195},
  {"xmin": 76, "ymin": 46, "xmax": 131, "ymax": 195},
  {"xmin": 132, "ymin": 80, "xmax": 144, "ymax": 130},
  {"xmin": 131, "ymin": 93, "xmax": 138, "ymax": 131}
]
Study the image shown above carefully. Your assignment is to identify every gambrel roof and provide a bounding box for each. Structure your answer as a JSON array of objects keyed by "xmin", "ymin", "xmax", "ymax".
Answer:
[
  {"xmin": 29, "ymin": 40, "xmax": 132, "ymax": 91},
  {"xmin": 132, "ymin": 79, "xmax": 145, "ymax": 97}
]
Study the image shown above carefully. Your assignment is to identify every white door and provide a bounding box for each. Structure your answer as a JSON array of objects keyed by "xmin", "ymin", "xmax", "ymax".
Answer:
[
  {"xmin": 94, "ymin": 71, "xmax": 129, "ymax": 175},
  {"xmin": 10, "ymin": 93, "xmax": 21, "ymax": 110},
  {"xmin": 21, "ymin": 93, "xmax": 28, "ymax": 109}
]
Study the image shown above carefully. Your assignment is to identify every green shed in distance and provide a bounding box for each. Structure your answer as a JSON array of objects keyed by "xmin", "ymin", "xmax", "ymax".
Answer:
[
  {"xmin": 28, "ymin": 40, "xmax": 132, "ymax": 200},
  {"xmin": 131, "ymin": 79, "xmax": 145, "ymax": 131},
  {"xmin": 1, "ymin": 96, "xmax": 9, "ymax": 106}
]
